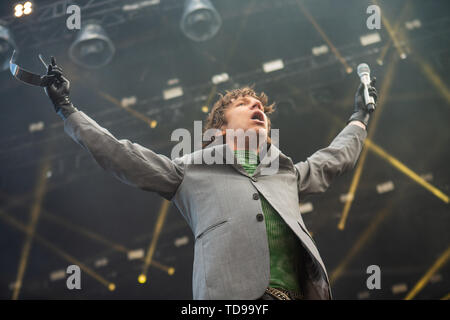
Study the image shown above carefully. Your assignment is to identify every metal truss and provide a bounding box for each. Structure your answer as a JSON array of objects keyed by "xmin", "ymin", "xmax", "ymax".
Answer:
[{"xmin": 0, "ymin": 0, "xmax": 302, "ymax": 50}]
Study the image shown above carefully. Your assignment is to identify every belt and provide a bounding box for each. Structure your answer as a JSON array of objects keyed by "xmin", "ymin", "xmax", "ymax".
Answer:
[{"xmin": 264, "ymin": 287, "xmax": 304, "ymax": 300}]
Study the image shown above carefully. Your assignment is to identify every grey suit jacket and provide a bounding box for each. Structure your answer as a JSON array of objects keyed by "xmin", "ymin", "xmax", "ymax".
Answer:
[{"xmin": 63, "ymin": 110, "xmax": 367, "ymax": 300}]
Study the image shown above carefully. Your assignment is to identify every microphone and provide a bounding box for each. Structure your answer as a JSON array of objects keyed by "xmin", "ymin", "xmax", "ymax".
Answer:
[{"xmin": 357, "ymin": 63, "xmax": 375, "ymax": 113}]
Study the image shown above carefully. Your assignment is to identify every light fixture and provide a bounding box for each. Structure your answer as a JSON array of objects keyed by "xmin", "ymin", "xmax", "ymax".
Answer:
[
  {"xmin": 262, "ymin": 59, "xmax": 284, "ymax": 73},
  {"xmin": 69, "ymin": 23, "xmax": 115, "ymax": 68},
  {"xmin": 211, "ymin": 72, "xmax": 229, "ymax": 84},
  {"xmin": 180, "ymin": 0, "xmax": 222, "ymax": 42},
  {"xmin": 14, "ymin": 2, "xmax": 33, "ymax": 18},
  {"xmin": 14, "ymin": 4, "xmax": 24, "ymax": 17},
  {"xmin": 360, "ymin": 32, "xmax": 381, "ymax": 46},
  {"xmin": 138, "ymin": 274, "xmax": 147, "ymax": 284},
  {"xmin": 312, "ymin": 45, "xmax": 329, "ymax": 56},
  {"xmin": 0, "ymin": 25, "xmax": 17, "ymax": 71}
]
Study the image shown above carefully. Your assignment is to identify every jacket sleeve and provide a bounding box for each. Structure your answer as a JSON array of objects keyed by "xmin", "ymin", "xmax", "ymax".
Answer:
[
  {"xmin": 63, "ymin": 110, "xmax": 184, "ymax": 200},
  {"xmin": 294, "ymin": 124, "xmax": 367, "ymax": 199}
]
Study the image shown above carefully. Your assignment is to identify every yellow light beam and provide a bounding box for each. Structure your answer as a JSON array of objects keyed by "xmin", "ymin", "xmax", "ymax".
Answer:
[
  {"xmin": 296, "ymin": 0, "xmax": 352, "ymax": 73},
  {"xmin": 12, "ymin": 158, "xmax": 50, "ymax": 300},
  {"xmin": 413, "ymin": 56, "xmax": 450, "ymax": 104},
  {"xmin": 139, "ymin": 199, "xmax": 171, "ymax": 283},
  {"xmin": 312, "ymin": 97, "xmax": 449, "ymax": 205},
  {"xmin": 42, "ymin": 210, "xmax": 129, "ymax": 253},
  {"xmin": 372, "ymin": 0, "xmax": 408, "ymax": 60},
  {"xmin": 330, "ymin": 201, "xmax": 393, "ymax": 285},
  {"xmin": 365, "ymin": 140, "xmax": 449, "ymax": 203},
  {"xmin": 98, "ymin": 91, "xmax": 156, "ymax": 128},
  {"xmin": 374, "ymin": 1, "xmax": 450, "ymax": 105},
  {"xmin": 373, "ymin": 1, "xmax": 450, "ymax": 104},
  {"xmin": 338, "ymin": 56, "xmax": 398, "ymax": 230},
  {"xmin": 0, "ymin": 210, "xmax": 115, "ymax": 292},
  {"xmin": 0, "ymin": 192, "xmax": 175, "ymax": 274},
  {"xmin": 40, "ymin": 209, "xmax": 174, "ymax": 273},
  {"xmin": 374, "ymin": 1, "xmax": 411, "ymax": 62},
  {"xmin": 404, "ymin": 246, "xmax": 450, "ymax": 300}
]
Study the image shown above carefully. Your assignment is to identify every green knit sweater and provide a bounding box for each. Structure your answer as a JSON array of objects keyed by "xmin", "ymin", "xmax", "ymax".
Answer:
[{"xmin": 234, "ymin": 150, "xmax": 302, "ymax": 293}]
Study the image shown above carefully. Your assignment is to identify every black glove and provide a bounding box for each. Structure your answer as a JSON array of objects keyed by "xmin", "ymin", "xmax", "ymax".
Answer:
[
  {"xmin": 347, "ymin": 78, "xmax": 378, "ymax": 127},
  {"xmin": 43, "ymin": 57, "xmax": 78, "ymax": 120}
]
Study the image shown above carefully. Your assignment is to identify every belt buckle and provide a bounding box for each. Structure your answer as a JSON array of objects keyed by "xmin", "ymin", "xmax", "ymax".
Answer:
[{"xmin": 265, "ymin": 287, "xmax": 292, "ymax": 300}]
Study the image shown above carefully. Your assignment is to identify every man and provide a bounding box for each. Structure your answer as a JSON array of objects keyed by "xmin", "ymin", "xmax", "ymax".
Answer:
[{"xmin": 43, "ymin": 57, "xmax": 377, "ymax": 300}]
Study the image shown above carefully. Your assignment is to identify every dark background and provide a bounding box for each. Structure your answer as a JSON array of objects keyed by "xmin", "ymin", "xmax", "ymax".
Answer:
[{"xmin": 0, "ymin": 0, "xmax": 449, "ymax": 299}]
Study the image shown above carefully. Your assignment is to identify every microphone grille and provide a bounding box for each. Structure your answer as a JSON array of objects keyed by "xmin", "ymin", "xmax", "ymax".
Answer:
[{"xmin": 357, "ymin": 63, "xmax": 370, "ymax": 76}]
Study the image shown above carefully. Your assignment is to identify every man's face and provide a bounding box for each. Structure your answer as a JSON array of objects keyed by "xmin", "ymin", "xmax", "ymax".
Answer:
[{"xmin": 222, "ymin": 95, "xmax": 268, "ymax": 134}]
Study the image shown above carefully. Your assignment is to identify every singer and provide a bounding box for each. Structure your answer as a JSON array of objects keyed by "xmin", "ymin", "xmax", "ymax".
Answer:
[{"xmin": 42, "ymin": 57, "xmax": 377, "ymax": 300}]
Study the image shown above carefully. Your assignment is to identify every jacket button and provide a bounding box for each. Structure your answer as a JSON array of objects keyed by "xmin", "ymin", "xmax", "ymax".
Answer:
[
  {"xmin": 256, "ymin": 213, "xmax": 264, "ymax": 222},
  {"xmin": 253, "ymin": 193, "xmax": 259, "ymax": 200}
]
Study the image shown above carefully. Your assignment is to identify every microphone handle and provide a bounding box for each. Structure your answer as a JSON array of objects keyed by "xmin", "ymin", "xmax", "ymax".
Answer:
[{"xmin": 363, "ymin": 83, "xmax": 376, "ymax": 113}]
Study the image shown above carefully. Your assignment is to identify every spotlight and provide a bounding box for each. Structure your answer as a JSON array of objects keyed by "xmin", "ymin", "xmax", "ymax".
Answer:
[
  {"xmin": 69, "ymin": 23, "xmax": 115, "ymax": 68},
  {"xmin": 23, "ymin": 2, "xmax": 33, "ymax": 15},
  {"xmin": 138, "ymin": 274, "xmax": 147, "ymax": 284},
  {"xmin": 180, "ymin": 0, "xmax": 222, "ymax": 42},
  {"xmin": 14, "ymin": 4, "xmax": 24, "ymax": 17},
  {"xmin": 0, "ymin": 25, "xmax": 17, "ymax": 71},
  {"xmin": 14, "ymin": 2, "xmax": 33, "ymax": 18}
]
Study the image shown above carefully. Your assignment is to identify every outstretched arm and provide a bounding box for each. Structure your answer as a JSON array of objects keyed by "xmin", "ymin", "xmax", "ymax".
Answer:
[
  {"xmin": 43, "ymin": 57, "xmax": 184, "ymax": 200},
  {"xmin": 295, "ymin": 123, "xmax": 366, "ymax": 199},
  {"xmin": 295, "ymin": 79, "xmax": 377, "ymax": 199}
]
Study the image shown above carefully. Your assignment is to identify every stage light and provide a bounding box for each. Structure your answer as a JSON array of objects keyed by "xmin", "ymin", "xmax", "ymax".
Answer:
[
  {"xmin": 49, "ymin": 269, "xmax": 66, "ymax": 282},
  {"xmin": 14, "ymin": 2, "xmax": 32, "ymax": 17},
  {"xmin": 23, "ymin": 2, "xmax": 32, "ymax": 15},
  {"xmin": 138, "ymin": 274, "xmax": 147, "ymax": 284},
  {"xmin": 28, "ymin": 121, "xmax": 45, "ymax": 133},
  {"xmin": 163, "ymin": 86, "xmax": 183, "ymax": 100},
  {"xmin": 360, "ymin": 32, "xmax": 381, "ymax": 46},
  {"xmin": 0, "ymin": 25, "xmax": 17, "ymax": 71},
  {"xmin": 299, "ymin": 202, "xmax": 313, "ymax": 214},
  {"xmin": 127, "ymin": 248, "xmax": 144, "ymax": 260},
  {"xmin": 94, "ymin": 257, "xmax": 108, "ymax": 268},
  {"xmin": 312, "ymin": 45, "xmax": 329, "ymax": 56},
  {"xmin": 174, "ymin": 236, "xmax": 189, "ymax": 247},
  {"xmin": 262, "ymin": 59, "xmax": 284, "ymax": 73},
  {"xmin": 14, "ymin": 4, "xmax": 23, "ymax": 17},
  {"xmin": 168, "ymin": 268, "xmax": 175, "ymax": 276},
  {"xmin": 211, "ymin": 72, "xmax": 229, "ymax": 84},
  {"xmin": 69, "ymin": 23, "xmax": 115, "ymax": 68},
  {"xmin": 123, "ymin": 0, "xmax": 160, "ymax": 12},
  {"xmin": 201, "ymin": 106, "xmax": 209, "ymax": 113},
  {"xmin": 180, "ymin": 0, "xmax": 222, "ymax": 42},
  {"xmin": 150, "ymin": 120, "xmax": 158, "ymax": 128},
  {"xmin": 376, "ymin": 181, "xmax": 395, "ymax": 194},
  {"xmin": 405, "ymin": 19, "xmax": 421, "ymax": 30}
]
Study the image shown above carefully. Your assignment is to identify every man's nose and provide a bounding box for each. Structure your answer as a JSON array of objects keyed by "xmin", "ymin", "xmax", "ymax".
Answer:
[{"xmin": 250, "ymin": 102, "xmax": 263, "ymax": 111}]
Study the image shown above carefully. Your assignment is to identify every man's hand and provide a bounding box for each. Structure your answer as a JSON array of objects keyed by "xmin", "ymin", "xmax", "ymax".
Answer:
[
  {"xmin": 43, "ymin": 57, "xmax": 78, "ymax": 120},
  {"xmin": 347, "ymin": 78, "xmax": 378, "ymax": 129}
]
